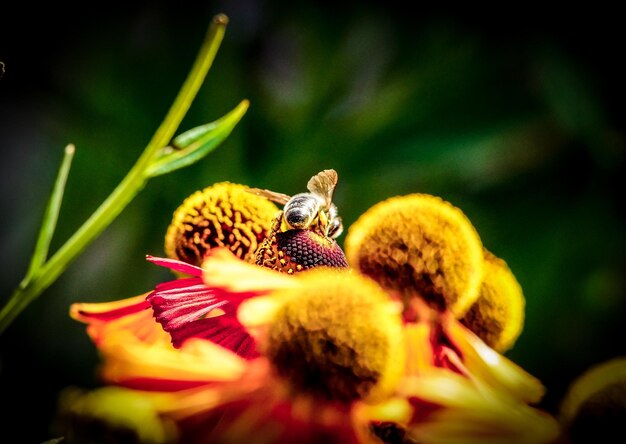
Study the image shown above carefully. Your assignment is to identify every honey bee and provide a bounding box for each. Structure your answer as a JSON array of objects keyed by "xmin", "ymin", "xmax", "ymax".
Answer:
[{"xmin": 248, "ymin": 169, "xmax": 343, "ymax": 239}]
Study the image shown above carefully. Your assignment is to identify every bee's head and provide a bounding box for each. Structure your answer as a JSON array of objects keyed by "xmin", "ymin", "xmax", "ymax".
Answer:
[{"xmin": 324, "ymin": 203, "xmax": 343, "ymax": 239}]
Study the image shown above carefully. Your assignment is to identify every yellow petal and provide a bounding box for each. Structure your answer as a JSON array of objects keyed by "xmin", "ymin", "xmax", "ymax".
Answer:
[
  {"xmin": 401, "ymin": 370, "xmax": 559, "ymax": 444},
  {"xmin": 446, "ymin": 318, "xmax": 545, "ymax": 404},
  {"xmin": 156, "ymin": 360, "xmax": 271, "ymax": 420},
  {"xmin": 156, "ymin": 386, "xmax": 227, "ymax": 419},
  {"xmin": 403, "ymin": 323, "xmax": 435, "ymax": 377},
  {"xmin": 238, "ymin": 295, "xmax": 286, "ymax": 328},
  {"xmin": 70, "ymin": 293, "xmax": 168, "ymax": 345},
  {"xmin": 411, "ymin": 407, "xmax": 558, "ymax": 444},
  {"xmin": 202, "ymin": 247, "xmax": 296, "ymax": 293},
  {"xmin": 99, "ymin": 334, "xmax": 246, "ymax": 385},
  {"xmin": 354, "ymin": 397, "xmax": 413, "ymax": 425}
]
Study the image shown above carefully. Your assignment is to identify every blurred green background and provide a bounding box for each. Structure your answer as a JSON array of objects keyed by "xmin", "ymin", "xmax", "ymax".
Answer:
[{"xmin": 1, "ymin": 1, "xmax": 624, "ymax": 441}]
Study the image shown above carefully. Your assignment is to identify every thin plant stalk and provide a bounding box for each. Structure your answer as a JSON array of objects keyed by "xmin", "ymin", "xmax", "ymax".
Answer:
[{"xmin": 0, "ymin": 14, "xmax": 232, "ymax": 334}]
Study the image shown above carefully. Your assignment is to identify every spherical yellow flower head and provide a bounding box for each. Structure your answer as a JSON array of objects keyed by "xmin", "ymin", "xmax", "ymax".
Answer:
[
  {"xmin": 58, "ymin": 386, "xmax": 176, "ymax": 444},
  {"xmin": 164, "ymin": 182, "xmax": 279, "ymax": 266},
  {"xmin": 560, "ymin": 358, "xmax": 626, "ymax": 443},
  {"xmin": 460, "ymin": 250, "xmax": 525, "ymax": 352},
  {"xmin": 264, "ymin": 269, "xmax": 404, "ymax": 404},
  {"xmin": 256, "ymin": 229, "xmax": 348, "ymax": 274},
  {"xmin": 345, "ymin": 194, "xmax": 484, "ymax": 317}
]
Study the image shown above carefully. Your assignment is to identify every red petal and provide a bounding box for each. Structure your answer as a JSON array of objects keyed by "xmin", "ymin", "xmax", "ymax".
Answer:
[
  {"xmin": 71, "ymin": 294, "xmax": 150, "ymax": 323},
  {"xmin": 430, "ymin": 322, "xmax": 466, "ymax": 375},
  {"xmin": 146, "ymin": 255, "xmax": 203, "ymax": 277},
  {"xmin": 117, "ymin": 378, "xmax": 212, "ymax": 392},
  {"xmin": 177, "ymin": 394, "xmax": 361, "ymax": 444},
  {"xmin": 185, "ymin": 318, "xmax": 259, "ymax": 359},
  {"xmin": 147, "ymin": 277, "xmax": 258, "ymax": 358}
]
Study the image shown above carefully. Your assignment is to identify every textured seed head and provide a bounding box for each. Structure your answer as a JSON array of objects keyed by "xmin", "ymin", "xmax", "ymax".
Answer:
[{"xmin": 165, "ymin": 182, "xmax": 279, "ymax": 266}]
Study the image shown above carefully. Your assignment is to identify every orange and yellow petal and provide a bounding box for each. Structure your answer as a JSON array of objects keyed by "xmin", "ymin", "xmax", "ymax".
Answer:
[
  {"xmin": 70, "ymin": 293, "xmax": 150, "ymax": 324},
  {"xmin": 355, "ymin": 397, "xmax": 414, "ymax": 443},
  {"xmin": 165, "ymin": 182, "xmax": 279, "ymax": 266},
  {"xmin": 402, "ymin": 323, "xmax": 436, "ymax": 377},
  {"xmin": 460, "ymin": 250, "xmax": 525, "ymax": 352},
  {"xmin": 176, "ymin": 394, "xmax": 366, "ymax": 444},
  {"xmin": 70, "ymin": 259, "xmax": 253, "ymax": 388},
  {"xmin": 71, "ymin": 294, "xmax": 248, "ymax": 390},
  {"xmin": 98, "ymin": 335, "xmax": 247, "ymax": 390},
  {"xmin": 399, "ymin": 369, "xmax": 559, "ymax": 444},
  {"xmin": 153, "ymin": 359, "xmax": 370, "ymax": 444},
  {"xmin": 202, "ymin": 247, "xmax": 296, "ymax": 293},
  {"xmin": 345, "ymin": 193, "xmax": 484, "ymax": 317},
  {"xmin": 70, "ymin": 293, "xmax": 167, "ymax": 346},
  {"xmin": 70, "ymin": 258, "xmax": 205, "ymax": 348},
  {"xmin": 444, "ymin": 317, "xmax": 545, "ymax": 404}
]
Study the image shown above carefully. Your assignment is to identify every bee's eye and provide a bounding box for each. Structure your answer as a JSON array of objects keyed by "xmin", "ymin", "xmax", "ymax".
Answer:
[{"xmin": 327, "ymin": 218, "xmax": 343, "ymax": 239}]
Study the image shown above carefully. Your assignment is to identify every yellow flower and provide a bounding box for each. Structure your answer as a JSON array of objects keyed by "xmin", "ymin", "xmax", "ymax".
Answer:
[
  {"xmin": 345, "ymin": 193, "xmax": 484, "ymax": 317},
  {"xmin": 559, "ymin": 357, "xmax": 626, "ymax": 443},
  {"xmin": 70, "ymin": 177, "xmax": 351, "ymax": 388},
  {"xmin": 165, "ymin": 182, "xmax": 279, "ymax": 266},
  {"xmin": 75, "ymin": 255, "xmax": 411, "ymax": 443},
  {"xmin": 195, "ymin": 250, "xmax": 557, "ymax": 443},
  {"xmin": 58, "ymin": 386, "xmax": 177, "ymax": 444},
  {"xmin": 71, "ymin": 256, "xmax": 256, "ymax": 388},
  {"xmin": 70, "ymin": 180, "xmax": 284, "ymax": 389},
  {"xmin": 343, "ymin": 192, "xmax": 557, "ymax": 442},
  {"xmin": 247, "ymin": 268, "xmax": 405, "ymax": 404},
  {"xmin": 345, "ymin": 193, "xmax": 525, "ymax": 353},
  {"xmin": 72, "ymin": 246, "xmax": 557, "ymax": 443},
  {"xmin": 460, "ymin": 250, "xmax": 525, "ymax": 352},
  {"xmin": 70, "ymin": 182, "xmax": 559, "ymax": 443}
]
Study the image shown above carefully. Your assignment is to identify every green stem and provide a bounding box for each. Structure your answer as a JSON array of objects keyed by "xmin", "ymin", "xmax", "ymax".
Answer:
[
  {"xmin": 25, "ymin": 144, "xmax": 75, "ymax": 281},
  {"xmin": 0, "ymin": 14, "xmax": 229, "ymax": 334}
]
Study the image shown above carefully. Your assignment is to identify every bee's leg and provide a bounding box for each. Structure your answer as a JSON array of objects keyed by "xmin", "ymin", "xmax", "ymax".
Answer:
[
  {"xmin": 317, "ymin": 210, "xmax": 330, "ymax": 237},
  {"xmin": 307, "ymin": 211, "xmax": 328, "ymax": 238},
  {"xmin": 270, "ymin": 211, "xmax": 284, "ymax": 236},
  {"xmin": 255, "ymin": 211, "xmax": 283, "ymax": 268}
]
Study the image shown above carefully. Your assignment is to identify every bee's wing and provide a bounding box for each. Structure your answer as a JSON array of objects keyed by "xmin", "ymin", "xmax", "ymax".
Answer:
[
  {"xmin": 306, "ymin": 169, "xmax": 338, "ymax": 207},
  {"xmin": 247, "ymin": 187, "xmax": 291, "ymax": 205}
]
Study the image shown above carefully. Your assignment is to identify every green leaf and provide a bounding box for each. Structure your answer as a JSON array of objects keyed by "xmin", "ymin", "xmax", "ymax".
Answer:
[{"xmin": 145, "ymin": 99, "xmax": 249, "ymax": 178}]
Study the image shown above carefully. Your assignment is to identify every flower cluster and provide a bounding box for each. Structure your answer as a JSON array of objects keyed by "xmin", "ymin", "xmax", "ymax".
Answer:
[{"xmin": 67, "ymin": 176, "xmax": 561, "ymax": 443}]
